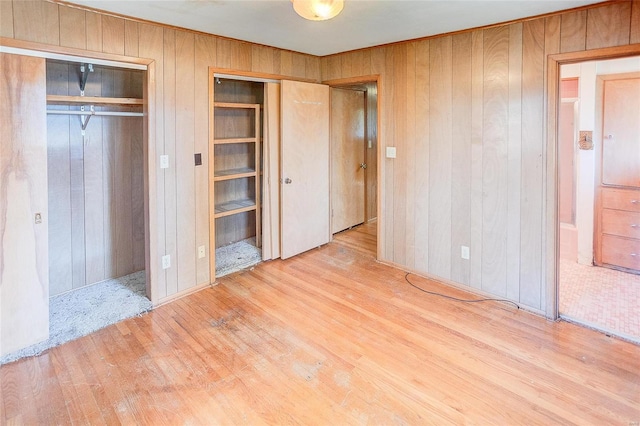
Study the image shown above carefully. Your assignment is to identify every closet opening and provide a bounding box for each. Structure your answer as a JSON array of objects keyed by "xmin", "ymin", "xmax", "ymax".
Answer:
[
  {"xmin": 46, "ymin": 59, "xmax": 150, "ymax": 344},
  {"xmin": 211, "ymin": 78, "xmax": 265, "ymax": 277}
]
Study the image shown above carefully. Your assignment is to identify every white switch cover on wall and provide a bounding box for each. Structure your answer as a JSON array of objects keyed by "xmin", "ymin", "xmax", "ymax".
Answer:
[
  {"xmin": 160, "ymin": 155, "xmax": 169, "ymax": 169},
  {"xmin": 198, "ymin": 245, "xmax": 206, "ymax": 259},
  {"xmin": 461, "ymin": 246, "xmax": 470, "ymax": 260},
  {"xmin": 162, "ymin": 255, "xmax": 171, "ymax": 269},
  {"xmin": 386, "ymin": 147, "xmax": 396, "ymax": 158}
]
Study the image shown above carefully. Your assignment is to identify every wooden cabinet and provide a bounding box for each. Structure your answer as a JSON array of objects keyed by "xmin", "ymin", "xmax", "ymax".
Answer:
[
  {"xmin": 597, "ymin": 188, "xmax": 640, "ymax": 271},
  {"xmin": 594, "ymin": 74, "xmax": 640, "ymax": 273},
  {"xmin": 212, "ymin": 102, "xmax": 261, "ymax": 245}
]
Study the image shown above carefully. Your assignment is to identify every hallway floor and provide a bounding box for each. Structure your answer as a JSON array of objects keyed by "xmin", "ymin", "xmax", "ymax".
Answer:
[{"xmin": 559, "ymin": 259, "xmax": 640, "ymax": 342}]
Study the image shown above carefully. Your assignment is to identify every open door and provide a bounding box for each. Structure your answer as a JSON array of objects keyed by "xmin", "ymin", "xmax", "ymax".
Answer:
[
  {"xmin": 331, "ymin": 88, "xmax": 365, "ymax": 234},
  {"xmin": 0, "ymin": 53, "xmax": 49, "ymax": 356},
  {"xmin": 280, "ymin": 80, "xmax": 330, "ymax": 259}
]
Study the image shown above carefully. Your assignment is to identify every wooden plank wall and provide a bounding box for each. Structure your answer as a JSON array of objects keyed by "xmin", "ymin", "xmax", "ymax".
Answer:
[
  {"xmin": 1, "ymin": 0, "xmax": 320, "ymax": 304},
  {"xmin": 46, "ymin": 62, "xmax": 145, "ymax": 296},
  {"xmin": 321, "ymin": 0, "xmax": 640, "ymax": 312}
]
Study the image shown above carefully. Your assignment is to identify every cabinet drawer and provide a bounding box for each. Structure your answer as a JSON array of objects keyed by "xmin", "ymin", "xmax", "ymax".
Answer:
[
  {"xmin": 601, "ymin": 188, "xmax": 640, "ymax": 212},
  {"xmin": 602, "ymin": 209, "xmax": 640, "ymax": 239},
  {"xmin": 601, "ymin": 234, "xmax": 640, "ymax": 271}
]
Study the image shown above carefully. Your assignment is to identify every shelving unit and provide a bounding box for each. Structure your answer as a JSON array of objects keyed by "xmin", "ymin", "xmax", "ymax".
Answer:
[{"xmin": 213, "ymin": 102, "xmax": 261, "ymax": 247}]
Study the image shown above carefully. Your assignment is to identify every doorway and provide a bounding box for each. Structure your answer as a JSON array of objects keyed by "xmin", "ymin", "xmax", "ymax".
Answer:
[
  {"xmin": 329, "ymin": 80, "xmax": 379, "ymax": 256},
  {"xmin": 556, "ymin": 55, "xmax": 640, "ymax": 343}
]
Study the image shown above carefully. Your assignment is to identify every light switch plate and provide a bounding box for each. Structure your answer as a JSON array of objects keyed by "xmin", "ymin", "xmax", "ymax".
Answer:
[{"xmin": 386, "ymin": 147, "xmax": 396, "ymax": 158}]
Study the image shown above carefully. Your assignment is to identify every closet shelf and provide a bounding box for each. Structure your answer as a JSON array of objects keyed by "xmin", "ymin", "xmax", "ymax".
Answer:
[
  {"xmin": 214, "ymin": 168, "xmax": 257, "ymax": 181},
  {"xmin": 213, "ymin": 137, "xmax": 257, "ymax": 145},
  {"xmin": 214, "ymin": 102, "xmax": 260, "ymax": 109},
  {"xmin": 47, "ymin": 95, "xmax": 144, "ymax": 106},
  {"xmin": 214, "ymin": 199, "xmax": 257, "ymax": 218}
]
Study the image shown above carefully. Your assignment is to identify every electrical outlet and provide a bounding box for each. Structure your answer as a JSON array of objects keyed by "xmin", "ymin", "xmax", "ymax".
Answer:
[
  {"xmin": 160, "ymin": 155, "xmax": 169, "ymax": 169},
  {"xmin": 386, "ymin": 146, "xmax": 396, "ymax": 158},
  {"xmin": 162, "ymin": 254, "xmax": 171, "ymax": 269},
  {"xmin": 198, "ymin": 245, "xmax": 206, "ymax": 259},
  {"xmin": 461, "ymin": 246, "xmax": 470, "ymax": 260}
]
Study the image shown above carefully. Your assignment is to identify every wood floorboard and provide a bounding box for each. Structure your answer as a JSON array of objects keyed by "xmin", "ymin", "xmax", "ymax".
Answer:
[{"xmin": 1, "ymin": 221, "xmax": 639, "ymax": 424}]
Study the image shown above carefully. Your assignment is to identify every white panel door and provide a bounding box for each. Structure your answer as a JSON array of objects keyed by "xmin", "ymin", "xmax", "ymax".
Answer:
[{"xmin": 280, "ymin": 80, "xmax": 330, "ymax": 259}]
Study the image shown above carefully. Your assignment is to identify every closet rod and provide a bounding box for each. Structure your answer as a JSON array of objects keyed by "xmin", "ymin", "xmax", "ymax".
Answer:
[{"xmin": 46, "ymin": 110, "xmax": 143, "ymax": 117}]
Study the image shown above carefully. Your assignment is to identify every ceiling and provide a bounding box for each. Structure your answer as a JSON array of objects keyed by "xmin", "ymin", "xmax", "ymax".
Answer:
[{"xmin": 65, "ymin": 0, "xmax": 603, "ymax": 56}]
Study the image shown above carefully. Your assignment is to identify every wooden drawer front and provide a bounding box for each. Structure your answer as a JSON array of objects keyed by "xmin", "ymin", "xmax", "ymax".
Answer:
[
  {"xmin": 601, "ymin": 188, "xmax": 640, "ymax": 212},
  {"xmin": 601, "ymin": 234, "xmax": 640, "ymax": 271},
  {"xmin": 602, "ymin": 209, "xmax": 640, "ymax": 239}
]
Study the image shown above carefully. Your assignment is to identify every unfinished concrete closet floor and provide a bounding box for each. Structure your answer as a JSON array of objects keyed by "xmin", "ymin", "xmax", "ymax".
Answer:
[
  {"xmin": 2, "ymin": 222, "xmax": 639, "ymax": 424},
  {"xmin": 559, "ymin": 260, "xmax": 640, "ymax": 343}
]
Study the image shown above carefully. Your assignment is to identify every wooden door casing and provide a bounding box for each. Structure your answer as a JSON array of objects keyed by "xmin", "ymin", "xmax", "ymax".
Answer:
[
  {"xmin": 331, "ymin": 88, "xmax": 365, "ymax": 234},
  {"xmin": 280, "ymin": 80, "xmax": 330, "ymax": 260}
]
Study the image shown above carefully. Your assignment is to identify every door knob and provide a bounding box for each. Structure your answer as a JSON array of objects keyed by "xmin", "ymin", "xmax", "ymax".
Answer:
[
  {"xmin": 284, "ymin": 177, "xmax": 292, "ymax": 184},
  {"xmin": 360, "ymin": 163, "xmax": 367, "ymax": 169}
]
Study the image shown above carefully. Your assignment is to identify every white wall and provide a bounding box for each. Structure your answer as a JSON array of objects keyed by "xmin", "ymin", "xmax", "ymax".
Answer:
[{"xmin": 560, "ymin": 56, "xmax": 640, "ymax": 265}]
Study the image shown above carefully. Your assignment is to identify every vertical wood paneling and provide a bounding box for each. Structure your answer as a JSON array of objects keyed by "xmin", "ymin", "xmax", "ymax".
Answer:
[
  {"xmin": 70, "ymin": 117, "xmax": 86, "ymax": 288},
  {"xmin": 481, "ymin": 26, "xmax": 509, "ymax": 296},
  {"xmin": 280, "ymin": 50, "xmax": 293, "ymax": 76},
  {"xmin": 138, "ymin": 23, "xmax": 166, "ymax": 299},
  {"xmin": 101, "ymin": 71, "xmax": 117, "ymax": 279},
  {"xmin": 383, "ymin": 46, "xmax": 394, "ymax": 260},
  {"xmin": 12, "ymin": 0, "xmax": 59, "ymax": 45},
  {"xmin": 541, "ymin": 15, "xmax": 561, "ymax": 313},
  {"xmin": 175, "ymin": 31, "xmax": 196, "ymax": 292},
  {"xmin": 506, "ymin": 23, "xmax": 523, "ymax": 301},
  {"xmin": 404, "ymin": 43, "xmax": 416, "ymax": 269},
  {"xmin": 83, "ymin": 113, "xmax": 105, "ymax": 285},
  {"xmin": 163, "ymin": 28, "xmax": 178, "ymax": 297},
  {"xmin": 520, "ymin": 18, "xmax": 545, "ymax": 309},
  {"xmin": 632, "ymin": 1, "xmax": 640, "ymax": 44},
  {"xmin": 85, "ymin": 11, "xmax": 102, "ymax": 52},
  {"xmin": 115, "ymin": 115, "xmax": 134, "ymax": 276},
  {"xmin": 428, "ymin": 36, "xmax": 452, "ymax": 280},
  {"xmin": 414, "ymin": 40, "xmax": 429, "ymax": 271},
  {"xmin": 450, "ymin": 32, "xmax": 472, "ymax": 285},
  {"xmin": 560, "ymin": 10, "xmax": 586, "ymax": 53},
  {"xmin": 0, "ymin": 0, "xmax": 13, "ymax": 38},
  {"xmin": 586, "ymin": 1, "xmax": 631, "ymax": 50},
  {"xmin": 131, "ymin": 117, "xmax": 145, "ymax": 272},
  {"xmin": 392, "ymin": 44, "xmax": 407, "ymax": 266},
  {"xmin": 469, "ymin": 30, "xmax": 484, "ymax": 290},
  {"xmin": 194, "ymin": 34, "xmax": 216, "ymax": 285},
  {"xmin": 46, "ymin": 62, "xmax": 72, "ymax": 295},
  {"xmin": 102, "ymin": 15, "xmax": 124, "ymax": 55},
  {"xmin": 292, "ymin": 53, "xmax": 307, "ymax": 79},
  {"xmin": 124, "ymin": 20, "xmax": 139, "ymax": 57},
  {"xmin": 47, "ymin": 110, "xmax": 73, "ymax": 295},
  {"xmin": 59, "ymin": 6, "xmax": 86, "ymax": 49}
]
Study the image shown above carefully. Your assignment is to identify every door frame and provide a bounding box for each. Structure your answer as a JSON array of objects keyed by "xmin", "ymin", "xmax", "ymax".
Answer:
[
  {"xmin": 545, "ymin": 44, "xmax": 640, "ymax": 319},
  {"xmin": 324, "ymin": 75, "xmax": 382, "ymax": 261}
]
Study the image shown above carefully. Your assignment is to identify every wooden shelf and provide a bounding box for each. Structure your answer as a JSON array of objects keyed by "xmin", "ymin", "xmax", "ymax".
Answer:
[
  {"xmin": 214, "ymin": 102, "xmax": 260, "ymax": 109},
  {"xmin": 213, "ymin": 137, "xmax": 257, "ymax": 145},
  {"xmin": 214, "ymin": 199, "xmax": 257, "ymax": 218},
  {"xmin": 214, "ymin": 168, "xmax": 256, "ymax": 181},
  {"xmin": 47, "ymin": 95, "xmax": 143, "ymax": 106}
]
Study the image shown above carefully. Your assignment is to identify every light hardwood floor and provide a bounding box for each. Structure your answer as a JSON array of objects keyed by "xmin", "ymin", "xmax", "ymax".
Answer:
[{"xmin": 2, "ymin": 222, "xmax": 639, "ymax": 424}]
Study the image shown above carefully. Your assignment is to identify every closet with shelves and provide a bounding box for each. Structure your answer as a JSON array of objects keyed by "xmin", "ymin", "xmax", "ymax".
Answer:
[
  {"xmin": 211, "ymin": 79, "xmax": 264, "ymax": 277},
  {"xmin": 46, "ymin": 59, "xmax": 147, "ymax": 296}
]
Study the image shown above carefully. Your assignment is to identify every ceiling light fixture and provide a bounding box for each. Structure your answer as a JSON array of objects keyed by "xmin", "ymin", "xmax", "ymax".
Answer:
[{"xmin": 291, "ymin": 0, "xmax": 344, "ymax": 21}]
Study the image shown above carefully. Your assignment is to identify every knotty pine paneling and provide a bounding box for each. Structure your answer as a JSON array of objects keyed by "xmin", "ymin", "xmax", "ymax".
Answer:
[{"xmin": 319, "ymin": 1, "xmax": 636, "ymax": 312}]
